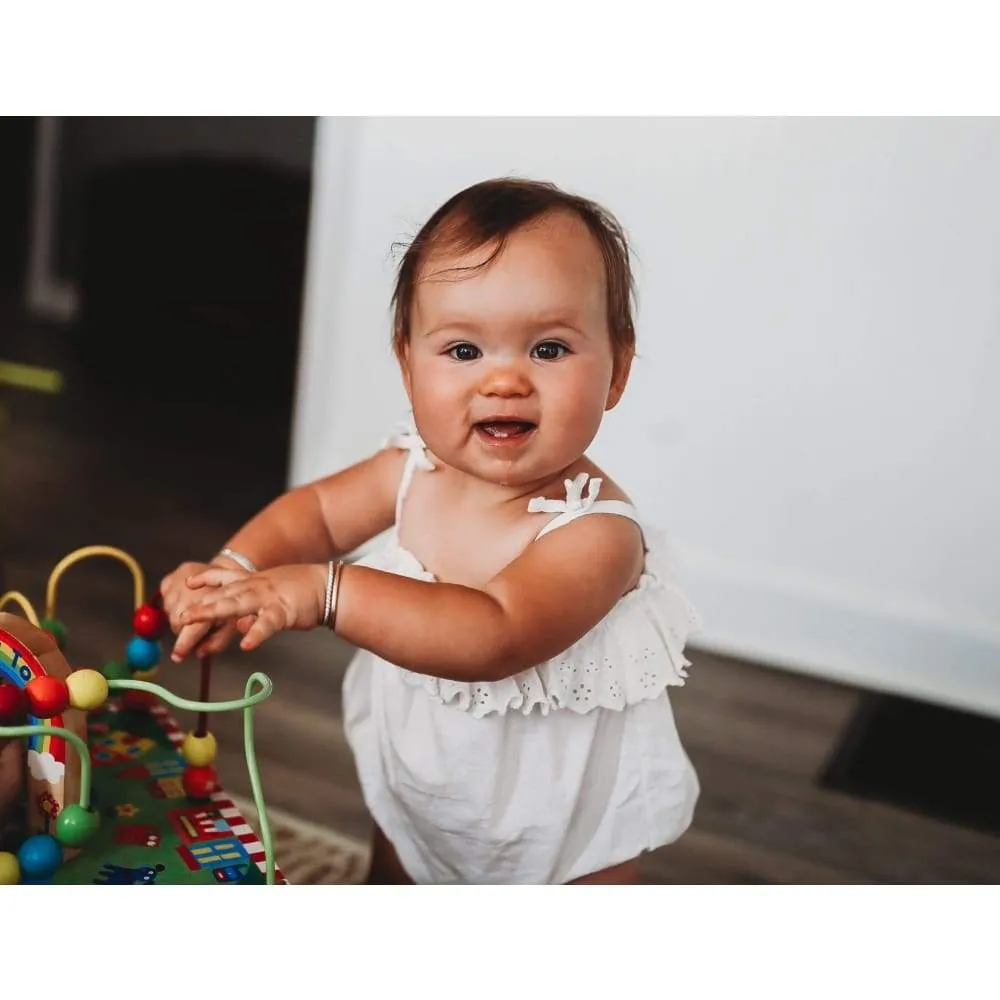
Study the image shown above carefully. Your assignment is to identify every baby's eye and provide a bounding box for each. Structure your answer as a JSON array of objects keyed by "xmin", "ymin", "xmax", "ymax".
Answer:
[
  {"xmin": 532, "ymin": 341, "xmax": 568, "ymax": 361},
  {"xmin": 447, "ymin": 343, "xmax": 481, "ymax": 361}
]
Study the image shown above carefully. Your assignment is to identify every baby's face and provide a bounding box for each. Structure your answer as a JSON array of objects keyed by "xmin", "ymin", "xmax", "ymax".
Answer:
[{"xmin": 401, "ymin": 210, "xmax": 627, "ymax": 489}]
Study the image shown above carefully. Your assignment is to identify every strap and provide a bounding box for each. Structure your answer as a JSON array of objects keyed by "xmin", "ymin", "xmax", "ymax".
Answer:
[
  {"xmin": 384, "ymin": 423, "xmax": 435, "ymax": 524},
  {"xmin": 528, "ymin": 472, "xmax": 642, "ymax": 540}
]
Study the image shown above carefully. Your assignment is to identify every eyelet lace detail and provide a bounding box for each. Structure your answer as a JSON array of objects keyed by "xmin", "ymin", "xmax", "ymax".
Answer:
[{"xmin": 360, "ymin": 526, "xmax": 702, "ymax": 719}]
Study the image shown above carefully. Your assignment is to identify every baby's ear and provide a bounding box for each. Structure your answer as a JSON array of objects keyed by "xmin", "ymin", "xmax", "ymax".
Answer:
[{"xmin": 605, "ymin": 348, "xmax": 634, "ymax": 411}]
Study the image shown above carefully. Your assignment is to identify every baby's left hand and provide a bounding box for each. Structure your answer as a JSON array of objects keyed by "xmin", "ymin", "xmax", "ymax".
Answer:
[{"xmin": 180, "ymin": 564, "xmax": 328, "ymax": 651}]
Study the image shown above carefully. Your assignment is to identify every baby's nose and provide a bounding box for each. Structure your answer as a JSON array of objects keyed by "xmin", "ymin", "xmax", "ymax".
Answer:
[{"xmin": 480, "ymin": 361, "xmax": 533, "ymax": 397}]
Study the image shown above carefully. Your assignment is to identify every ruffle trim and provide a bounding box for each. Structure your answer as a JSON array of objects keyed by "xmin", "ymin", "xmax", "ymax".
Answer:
[{"xmin": 362, "ymin": 529, "xmax": 703, "ymax": 719}]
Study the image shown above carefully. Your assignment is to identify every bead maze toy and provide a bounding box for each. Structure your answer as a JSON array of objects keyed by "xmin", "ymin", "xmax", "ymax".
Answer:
[{"xmin": 0, "ymin": 545, "xmax": 282, "ymax": 885}]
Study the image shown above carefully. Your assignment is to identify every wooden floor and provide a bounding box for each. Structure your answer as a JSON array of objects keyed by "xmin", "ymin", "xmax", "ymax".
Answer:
[{"xmin": 3, "ymin": 305, "xmax": 999, "ymax": 884}]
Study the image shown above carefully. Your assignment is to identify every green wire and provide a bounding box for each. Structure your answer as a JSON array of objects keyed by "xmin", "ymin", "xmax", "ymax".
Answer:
[
  {"xmin": 111, "ymin": 673, "xmax": 275, "ymax": 885},
  {"xmin": 0, "ymin": 671, "xmax": 277, "ymax": 885}
]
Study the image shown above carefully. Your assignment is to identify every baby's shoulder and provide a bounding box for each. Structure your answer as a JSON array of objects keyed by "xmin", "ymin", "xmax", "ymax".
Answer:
[
  {"xmin": 511, "ymin": 459, "xmax": 646, "ymax": 594},
  {"xmin": 524, "ymin": 460, "xmax": 642, "ymax": 549},
  {"xmin": 527, "ymin": 457, "xmax": 633, "ymax": 506}
]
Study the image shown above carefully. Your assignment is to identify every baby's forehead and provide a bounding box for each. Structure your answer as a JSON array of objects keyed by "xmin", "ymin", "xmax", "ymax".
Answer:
[{"xmin": 416, "ymin": 210, "xmax": 606, "ymax": 285}]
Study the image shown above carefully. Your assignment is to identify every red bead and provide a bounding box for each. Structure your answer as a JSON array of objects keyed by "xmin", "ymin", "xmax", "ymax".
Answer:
[
  {"xmin": 24, "ymin": 676, "xmax": 69, "ymax": 719},
  {"xmin": 182, "ymin": 765, "xmax": 219, "ymax": 800},
  {"xmin": 133, "ymin": 604, "xmax": 168, "ymax": 640},
  {"xmin": 121, "ymin": 689, "xmax": 158, "ymax": 712},
  {"xmin": 0, "ymin": 684, "xmax": 29, "ymax": 725}
]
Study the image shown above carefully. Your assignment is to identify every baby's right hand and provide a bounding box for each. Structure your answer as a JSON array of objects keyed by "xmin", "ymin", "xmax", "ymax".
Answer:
[{"xmin": 160, "ymin": 560, "xmax": 248, "ymax": 662}]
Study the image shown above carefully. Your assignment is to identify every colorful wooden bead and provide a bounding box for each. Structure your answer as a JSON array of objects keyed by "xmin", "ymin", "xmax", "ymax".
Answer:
[
  {"xmin": 101, "ymin": 659, "xmax": 131, "ymax": 683},
  {"xmin": 39, "ymin": 617, "xmax": 67, "ymax": 650},
  {"xmin": 24, "ymin": 675, "xmax": 69, "ymax": 719},
  {"xmin": 121, "ymin": 689, "xmax": 158, "ymax": 711},
  {"xmin": 182, "ymin": 765, "xmax": 219, "ymax": 800},
  {"xmin": 126, "ymin": 636, "xmax": 160, "ymax": 671},
  {"xmin": 181, "ymin": 731, "xmax": 217, "ymax": 767},
  {"xmin": 133, "ymin": 603, "xmax": 168, "ymax": 640},
  {"xmin": 66, "ymin": 669, "xmax": 109, "ymax": 712},
  {"xmin": 17, "ymin": 834, "xmax": 62, "ymax": 880},
  {"xmin": 55, "ymin": 804, "xmax": 100, "ymax": 847},
  {"xmin": 0, "ymin": 684, "xmax": 28, "ymax": 725},
  {"xmin": 0, "ymin": 851, "xmax": 19, "ymax": 885}
]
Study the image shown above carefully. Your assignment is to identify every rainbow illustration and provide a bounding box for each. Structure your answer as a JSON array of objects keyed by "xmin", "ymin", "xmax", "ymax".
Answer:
[{"xmin": 0, "ymin": 628, "xmax": 66, "ymax": 781}]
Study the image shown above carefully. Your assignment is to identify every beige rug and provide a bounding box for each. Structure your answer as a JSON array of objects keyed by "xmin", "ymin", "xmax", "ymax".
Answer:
[{"xmin": 231, "ymin": 794, "xmax": 370, "ymax": 885}]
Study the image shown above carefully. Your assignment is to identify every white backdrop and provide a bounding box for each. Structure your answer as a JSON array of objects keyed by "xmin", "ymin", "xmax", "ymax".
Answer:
[{"xmin": 289, "ymin": 117, "xmax": 1000, "ymax": 718}]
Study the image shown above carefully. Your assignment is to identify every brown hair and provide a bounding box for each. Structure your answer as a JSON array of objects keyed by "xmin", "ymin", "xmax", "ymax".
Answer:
[{"xmin": 390, "ymin": 177, "xmax": 636, "ymax": 366}]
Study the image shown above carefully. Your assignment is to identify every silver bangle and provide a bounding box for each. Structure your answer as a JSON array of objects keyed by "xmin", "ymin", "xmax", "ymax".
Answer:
[
  {"xmin": 322, "ymin": 560, "xmax": 336, "ymax": 627},
  {"xmin": 216, "ymin": 547, "xmax": 258, "ymax": 573},
  {"xmin": 327, "ymin": 560, "xmax": 345, "ymax": 632}
]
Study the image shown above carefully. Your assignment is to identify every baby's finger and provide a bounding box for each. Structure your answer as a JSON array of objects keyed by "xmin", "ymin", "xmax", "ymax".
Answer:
[
  {"xmin": 171, "ymin": 621, "xmax": 214, "ymax": 662},
  {"xmin": 235, "ymin": 614, "xmax": 257, "ymax": 635},
  {"xmin": 194, "ymin": 621, "xmax": 239, "ymax": 658},
  {"xmin": 181, "ymin": 586, "xmax": 259, "ymax": 624},
  {"xmin": 238, "ymin": 607, "xmax": 282, "ymax": 651},
  {"xmin": 187, "ymin": 566, "xmax": 243, "ymax": 590}
]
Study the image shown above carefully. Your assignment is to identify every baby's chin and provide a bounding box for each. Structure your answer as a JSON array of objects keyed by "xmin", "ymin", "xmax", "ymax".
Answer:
[{"xmin": 438, "ymin": 450, "xmax": 570, "ymax": 493}]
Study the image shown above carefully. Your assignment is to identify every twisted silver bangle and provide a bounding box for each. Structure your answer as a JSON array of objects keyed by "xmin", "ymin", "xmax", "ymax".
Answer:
[
  {"xmin": 325, "ymin": 560, "xmax": 345, "ymax": 631},
  {"xmin": 322, "ymin": 560, "xmax": 336, "ymax": 627}
]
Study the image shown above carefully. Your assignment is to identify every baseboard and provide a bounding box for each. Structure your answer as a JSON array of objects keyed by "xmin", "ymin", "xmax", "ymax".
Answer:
[{"xmin": 684, "ymin": 559, "xmax": 1000, "ymax": 720}]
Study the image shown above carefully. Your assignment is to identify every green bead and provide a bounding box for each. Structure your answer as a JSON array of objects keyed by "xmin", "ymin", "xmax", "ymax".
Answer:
[
  {"xmin": 101, "ymin": 659, "xmax": 131, "ymax": 682},
  {"xmin": 55, "ymin": 804, "xmax": 100, "ymax": 847},
  {"xmin": 40, "ymin": 618, "xmax": 67, "ymax": 650}
]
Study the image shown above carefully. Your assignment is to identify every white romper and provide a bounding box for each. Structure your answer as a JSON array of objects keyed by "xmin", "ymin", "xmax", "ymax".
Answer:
[{"xmin": 342, "ymin": 426, "xmax": 703, "ymax": 884}]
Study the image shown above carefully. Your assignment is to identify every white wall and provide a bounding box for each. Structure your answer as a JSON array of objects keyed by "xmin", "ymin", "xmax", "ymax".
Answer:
[{"xmin": 291, "ymin": 117, "xmax": 1000, "ymax": 718}]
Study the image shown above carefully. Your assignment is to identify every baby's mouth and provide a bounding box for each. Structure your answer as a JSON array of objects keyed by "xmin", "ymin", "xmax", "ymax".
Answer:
[{"xmin": 474, "ymin": 420, "xmax": 538, "ymax": 441}]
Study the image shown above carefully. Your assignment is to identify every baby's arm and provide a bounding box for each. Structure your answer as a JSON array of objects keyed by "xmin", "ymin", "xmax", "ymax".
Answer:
[
  {"xmin": 336, "ymin": 513, "xmax": 644, "ymax": 680},
  {"xmin": 165, "ymin": 446, "xmax": 404, "ymax": 661},
  {"xmin": 182, "ymin": 511, "xmax": 645, "ymax": 682},
  {"xmin": 217, "ymin": 446, "xmax": 405, "ymax": 569}
]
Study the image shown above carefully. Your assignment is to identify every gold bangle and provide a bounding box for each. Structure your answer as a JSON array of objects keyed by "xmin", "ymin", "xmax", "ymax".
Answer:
[{"xmin": 328, "ymin": 560, "xmax": 345, "ymax": 632}]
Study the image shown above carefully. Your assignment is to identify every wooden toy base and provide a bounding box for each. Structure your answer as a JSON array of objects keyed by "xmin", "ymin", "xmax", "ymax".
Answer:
[{"xmin": 34, "ymin": 698, "xmax": 285, "ymax": 885}]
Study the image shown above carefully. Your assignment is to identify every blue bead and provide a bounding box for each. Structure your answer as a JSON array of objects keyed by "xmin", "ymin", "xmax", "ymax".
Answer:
[
  {"xmin": 126, "ymin": 636, "xmax": 161, "ymax": 671},
  {"xmin": 17, "ymin": 834, "xmax": 63, "ymax": 879}
]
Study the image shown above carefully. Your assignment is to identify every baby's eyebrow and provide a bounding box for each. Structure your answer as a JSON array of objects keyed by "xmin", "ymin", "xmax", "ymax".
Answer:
[
  {"xmin": 422, "ymin": 315, "xmax": 590, "ymax": 339},
  {"xmin": 523, "ymin": 316, "xmax": 589, "ymax": 338},
  {"xmin": 421, "ymin": 321, "xmax": 483, "ymax": 338}
]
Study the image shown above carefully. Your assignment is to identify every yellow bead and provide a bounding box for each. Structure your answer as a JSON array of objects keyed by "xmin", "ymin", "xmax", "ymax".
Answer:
[
  {"xmin": 0, "ymin": 852, "xmax": 20, "ymax": 885},
  {"xmin": 66, "ymin": 669, "xmax": 109, "ymax": 712},
  {"xmin": 182, "ymin": 731, "xmax": 217, "ymax": 767},
  {"xmin": 131, "ymin": 666, "xmax": 159, "ymax": 682}
]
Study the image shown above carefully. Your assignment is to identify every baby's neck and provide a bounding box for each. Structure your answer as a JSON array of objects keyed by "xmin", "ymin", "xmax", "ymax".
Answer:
[{"xmin": 436, "ymin": 458, "xmax": 583, "ymax": 513}]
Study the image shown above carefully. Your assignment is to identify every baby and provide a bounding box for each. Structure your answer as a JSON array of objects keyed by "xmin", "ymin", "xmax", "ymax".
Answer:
[{"xmin": 161, "ymin": 177, "xmax": 702, "ymax": 884}]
